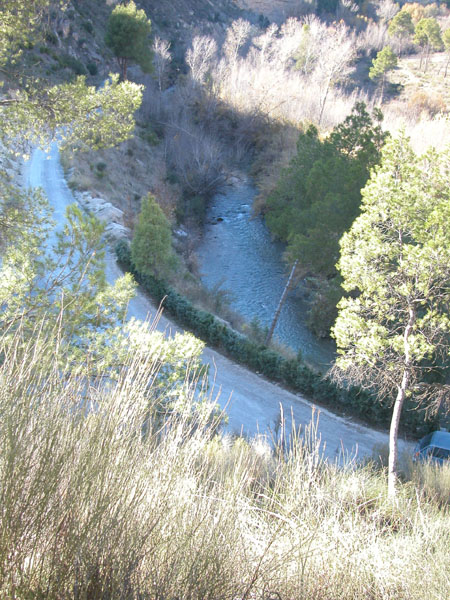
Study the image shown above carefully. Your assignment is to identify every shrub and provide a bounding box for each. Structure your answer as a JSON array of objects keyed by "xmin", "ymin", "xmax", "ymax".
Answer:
[
  {"xmin": 82, "ymin": 20, "xmax": 94, "ymax": 34},
  {"xmin": 407, "ymin": 91, "xmax": 447, "ymax": 119},
  {"xmin": 58, "ymin": 53, "xmax": 87, "ymax": 75},
  {"xmin": 86, "ymin": 61, "xmax": 98, "ymax": 76},
  {"xmin": 2, "ymin": 330, "xmax": 449, "ymax": 600},
  {"xmin": 116, "ymin": 242, "xmax": 436, "ymax": 436},
  {"xmin": 130, "ymin": 194, "xmax": 177, "ymax": 280},
  {"xmin": 44, "ymin": 30, "xmax": 58, "ymax": 45}
]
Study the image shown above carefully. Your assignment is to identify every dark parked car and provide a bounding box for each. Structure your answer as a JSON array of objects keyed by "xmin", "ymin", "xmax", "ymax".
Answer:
[{"xmin": 413, "ymin": 431, "xmax": 450, "ymax": 465}]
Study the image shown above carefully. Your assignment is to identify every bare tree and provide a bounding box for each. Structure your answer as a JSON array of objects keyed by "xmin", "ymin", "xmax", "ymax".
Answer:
[
  {"xmin": 376, "ymin": 0, "xmax": 400, "ymax": 24},
  {"xmin": 152, "ymin": 37, "xmax": 171, "ymax": 93},
  {"xmin": 312, "ymin": 23, "xmax": 356, "ymax": 125},
  {"xmin": 165, "ymin": 116, "xmax": 227, "ymax": 197},
  {"xmin": 186, "ymin": 36, "xmax": 218, "ymax": 84},
  {"xmin": 251, "ymin": 23, "xmax": 279, "ymax": 67},
  {"xmin": 223, "ymin": 19, "xmax": 252, "ymax": 66}
]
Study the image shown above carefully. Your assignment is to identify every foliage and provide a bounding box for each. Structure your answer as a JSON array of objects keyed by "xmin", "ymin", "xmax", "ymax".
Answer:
[
  {"xmin": 117, "ymin": 240, "xmax": 436, "ymax": 436},
  {"xmin": 0, "ymin": 2, "xmax": 142, "ymax": 153},
  {"xmin": 131, "ymin": 193, "xmax": 177, "ymax": 280},
  {"xmin": 388, "ymin": 9, "xmax": 415, "ymax": 40},
  {"xmin": 0, "ymin": 179, "xmax": 138, "ymax": 370},
  {"xmin": 0, "ymin": 0, "xmax": 192, "ymax": 386},
  {"xmin": 0, "ymin": 0, "xmax": 60, "ymax": 66},
  {"xmin": 369, "ymin": 46, "xmax": 398, "ymax": 81},
  {"xmin": 105, "ymin": 0, "xmax": 152, "ymax": 80},
  {"xmin": 1, "ymin": 337, "xmax": 449, "ymax": 599},
  {"xmin": 332, "ymin": 134, "xmax": 450, "ymax": 493},
  {"xmin": 265, "ymin": 103, "xmax": 386, "ymax": 279},
  {"xmin": 414, "ymin": 17, "xmax": 443, "ymax": 70}
]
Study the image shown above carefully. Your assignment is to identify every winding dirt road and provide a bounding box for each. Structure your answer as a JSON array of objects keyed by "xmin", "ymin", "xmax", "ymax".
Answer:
[{"xmin": 25, "ymin": 144, "xmax": 413, "ymax": 462}]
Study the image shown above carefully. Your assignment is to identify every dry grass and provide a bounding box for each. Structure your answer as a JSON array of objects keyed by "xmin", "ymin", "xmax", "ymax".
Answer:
[
  {"xmin": 381, "ymin": 51, "xmax": 450, "ymax": 152},
  {"xmin": 1, "ymin": 319, "xmax": 450, "ymax": 599},
  {"xmin": 61, "ymin": 127, "xmax": 181, "ymax": 226}
]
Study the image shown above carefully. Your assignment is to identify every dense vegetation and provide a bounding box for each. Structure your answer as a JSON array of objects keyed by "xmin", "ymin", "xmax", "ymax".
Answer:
[
  {"xmin": 1, "ymin": 1, "xmax": 450, "ymax": 596},
  {"xmin": 1, "ymin": 329, "xmax": 450, "ymax": 599},
  {"xmin": 264, "ymin": 103, "xmax": 387, "ymax": 336},
  {"xmin": 116, "ymin": 240, "xmax": 438, "ymax": 437}
]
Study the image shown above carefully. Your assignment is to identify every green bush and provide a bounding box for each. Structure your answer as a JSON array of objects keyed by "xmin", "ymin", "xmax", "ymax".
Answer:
[
  {"xmin": 116, "ymin": 240, "xmax": 437, "ymax": 436},
  {"xmin": 44, "ymin": 30, "xmax": 58, "ymax": 45},
  {"xmin": 82, "ymin": 20, "xmax": 94, "ymax": 34},
  {"xmin": 58, "ymin": 53, "xmax": 87, "ymax": 75},
  {"xmin": 86, "ymin": 61, "xmax": 98, "ymax": 75}
]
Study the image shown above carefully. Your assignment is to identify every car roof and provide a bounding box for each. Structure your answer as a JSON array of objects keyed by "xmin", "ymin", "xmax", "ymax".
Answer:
[{"xmin": 429, "ymin": 431, "xmax": 450, "ymax": 450}]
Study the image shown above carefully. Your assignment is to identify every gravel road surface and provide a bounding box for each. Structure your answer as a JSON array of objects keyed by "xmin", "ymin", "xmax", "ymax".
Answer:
[{"xmin": 25, "ymin": 144, "xmax": 413, "ymax": 462}]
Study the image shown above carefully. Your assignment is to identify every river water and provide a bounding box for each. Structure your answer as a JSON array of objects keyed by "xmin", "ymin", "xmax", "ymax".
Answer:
[{"xmin": 195, "ymin": 178, "xmax": 335, "ymax": 371}]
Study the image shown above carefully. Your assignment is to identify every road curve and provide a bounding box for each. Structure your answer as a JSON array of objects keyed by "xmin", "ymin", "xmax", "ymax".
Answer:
[{"xmin": 24, "ymin": 144, "xmax": 413, "ymax": 462}]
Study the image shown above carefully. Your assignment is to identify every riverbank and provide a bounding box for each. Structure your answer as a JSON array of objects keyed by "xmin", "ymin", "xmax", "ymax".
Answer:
[
  {"xmin": 195, "ymin": 172, "xmax": 336, "ymax": 370},
  {"xmin": 117, "ymin": 240, "xmax": 436, "ymax": 440}
]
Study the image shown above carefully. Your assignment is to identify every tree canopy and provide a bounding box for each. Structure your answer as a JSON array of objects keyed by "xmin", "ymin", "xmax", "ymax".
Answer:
[
  {"xmin": 265, "ymin": 103, "xmax": 386, "ymax": 279},
  {"xmin": 0, "ymin": 0, "xmax": 205, "ymax": 400},
  {"xmin": 264, "ymin": 103, "xmax": 387, "ymax": 336},
  {"xmin": 414, "ymin": 17, "xmax": 443, "ymax": 70},
  {"xmin": 369, "ymin": 46, "xmax": 398, "ymax": 100},
  {"xmin": 332, "ymin": 134, "xmax": 450, "ymax": 496},
  {"xmin": 131, "ymin": 194, "xmax": 177, "ymax": 280},
  {"xmin": 105, "ymin": 0, "xmax": 153, "ymax": 80},
  {"xmin": 388, "ymin": 10, "xmax": 414, "ymax": 40}
]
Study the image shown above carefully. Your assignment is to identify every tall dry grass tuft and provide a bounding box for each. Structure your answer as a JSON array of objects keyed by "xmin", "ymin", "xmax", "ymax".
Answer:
[{"xmin": 1, "ymin": 321, "xmax": 450, "ymax": 599}]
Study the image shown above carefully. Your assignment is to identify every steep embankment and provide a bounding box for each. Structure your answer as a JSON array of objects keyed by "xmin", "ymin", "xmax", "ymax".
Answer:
[{"xmin": 25, "ymin": 143, "xmax": 414, "ymax": 462}]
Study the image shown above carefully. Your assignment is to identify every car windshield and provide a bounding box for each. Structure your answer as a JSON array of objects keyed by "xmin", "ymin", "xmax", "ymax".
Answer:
[{"xmin": 431, "ymin": 447, "xmax": 450, "ymax": 460}]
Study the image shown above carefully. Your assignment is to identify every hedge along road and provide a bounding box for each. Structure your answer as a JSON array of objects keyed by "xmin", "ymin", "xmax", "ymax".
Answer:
[{"xmin": 25, "ymin": 144, "xmax": 413, "ymax": 463}]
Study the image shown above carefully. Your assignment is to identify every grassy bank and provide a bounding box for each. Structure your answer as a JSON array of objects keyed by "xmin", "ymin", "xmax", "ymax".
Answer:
[{"xmin": 1, "ymin": 324, "xmax": 449, "ymax": 599}]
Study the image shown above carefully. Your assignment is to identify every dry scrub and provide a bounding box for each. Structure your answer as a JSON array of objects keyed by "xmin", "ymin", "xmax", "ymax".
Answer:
[{"xmin": 1, "ymin": 321, "xmax": 449, "ymax": 599}]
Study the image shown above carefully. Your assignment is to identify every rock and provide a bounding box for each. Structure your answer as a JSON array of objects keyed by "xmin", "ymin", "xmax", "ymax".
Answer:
[
  {"xmin": 76, "ymin": 194, "xmax": 124, "ymax": 225},
  {"xmin": 174, "ymin": 228, "xmax": 188, "ymax": 238},
  {"xmin": 92, "ymin": 201, "xmax": 125, "ymax": 225},
  {"xmin": 104, "ymin": 222, "xmax": 130, "ymax": 243}
]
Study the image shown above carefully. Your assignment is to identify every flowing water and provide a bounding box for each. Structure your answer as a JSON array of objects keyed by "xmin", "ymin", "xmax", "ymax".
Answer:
[{"xmin": 196, "ymin": 178, "xmax": 335, "ymax": 371}]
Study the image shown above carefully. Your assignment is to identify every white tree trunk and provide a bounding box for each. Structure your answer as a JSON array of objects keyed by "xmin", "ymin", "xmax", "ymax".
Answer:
[
  {"xmin": 388, "ymin": 306, "xmax": 415, "ymax": 498},
  {"xmin": 265, "ymin": 260, "xmax": 299, "ymax": 346},
  {"xmin": 388, "ymin": 380, "xmax": 407, "ymax": 497}
]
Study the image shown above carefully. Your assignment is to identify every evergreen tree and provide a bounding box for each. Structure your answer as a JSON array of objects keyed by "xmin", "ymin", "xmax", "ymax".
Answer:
[
  {"xmin": 105, "ymin": 0, "xmax": 153, "ymax": 80},
  {"xmin": 369, "ymin": 46, "xmax": 398, "ymax": 101},
  {"xmin": 264, "ymin": 103, "xmax": 387, "ymax": 338},
  {"xmin": 388, "ymin": 9, "xmax": 414, "ymax": 53},
  {"xmin": 414, "ymin": 17, "xmax": 443, "ymax": 71},
  {"xmin": 0, "ymin": 1, "xmax": 204, "ymax": 391},
  {"xmin": 443, "ymin": 28, "xmax": 450, "ymax": 77},
  {"xmin": 332, "ymin": 135, "xmax": 450, "ymax": 497},
  {"xmin": 131, "ymin": 194, "xmax": 177, "ymax": 280}
]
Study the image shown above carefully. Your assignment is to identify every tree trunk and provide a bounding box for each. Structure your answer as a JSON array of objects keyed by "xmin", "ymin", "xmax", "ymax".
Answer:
[
  {"xmin": 118, "ymin": 57, "xmax": 128, "ymax": 81},
  {"xmin": 388, "ymin": 306, "xmax": 415, "ymax": 498},
  {"xmin": 380, "ymin": 74, "xmax": 385, "ymax": 105},
  {"xmin": 318, "ymin": 79, "xmax": 331, "ymax": 126},
  {"xmin": 388, "ymin": 379, "xmax": 407, "ymax": 498},
  {"xmin": 265, "ymin": 260, "xmax": 299, "ymax": 346}
]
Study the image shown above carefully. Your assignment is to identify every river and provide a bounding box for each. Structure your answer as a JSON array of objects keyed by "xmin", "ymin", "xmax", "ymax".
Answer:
[{"xmin": 195, "ymin": 177, "xmax": 335, "ymax": 371}]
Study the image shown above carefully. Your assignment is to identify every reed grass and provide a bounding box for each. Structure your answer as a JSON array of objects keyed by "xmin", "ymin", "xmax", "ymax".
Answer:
[{"xmin": 0, "ymin": 321, "xmax": 449, "ymax": 599}]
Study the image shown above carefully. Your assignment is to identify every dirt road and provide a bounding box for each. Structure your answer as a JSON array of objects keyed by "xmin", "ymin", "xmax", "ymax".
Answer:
[{"xmin": 25, "ymin": 144, "xmax": 413, "ymax": 462}]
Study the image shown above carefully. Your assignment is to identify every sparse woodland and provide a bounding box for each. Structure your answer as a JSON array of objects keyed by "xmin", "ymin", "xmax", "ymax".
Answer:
[{"xmin": 1, "ymin": 1, "xmax": 450, "ymax": 597}]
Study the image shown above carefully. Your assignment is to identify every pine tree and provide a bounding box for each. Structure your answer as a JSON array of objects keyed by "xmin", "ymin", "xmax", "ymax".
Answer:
[
  {"xmin": 105, "ymin": 0, "xmax": 153, "ymax": 80},
  {"xmin": 369, "ymin": 46, "xmax": 398, "ymax": 102},
  {"xmin": 332, "ymin": 135, "xmax": 450, "ymax": 497},
  {"xmin": 414, "ymin": 17, "xmax": 443, "ymax": 71},
  {"xmin": 131, "ymin": 194, "xmax": 177, "ymax": 280}
]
